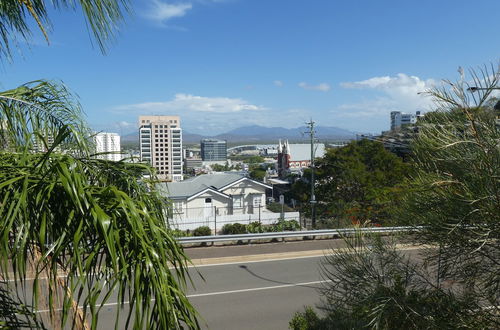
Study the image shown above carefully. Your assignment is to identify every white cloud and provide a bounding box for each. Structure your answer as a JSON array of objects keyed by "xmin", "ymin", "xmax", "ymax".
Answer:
[
  {"xmin": 273, "ymin": 80, "xmax": 284, "ymax": 87},
  {"xmin": 115, "ymin": 121, "xmax": 135, "ymax": 128},
  {"xmin": 114, "ymin": 93, "xmax": 266, "ymax": 114},
  {"xmin": 111, "ymin": 95, "xmax": 318, "ymax": 134},
  {"xmin": 298, "ymin": 82, "xmax": 331, "ymax": 92},
  {"xmin": 145, "ymin": 1, "xmax": 193, "ymax": 23},
  {"xmin": 327, "ymin": 73, "xmax": 439, "ymax": 132},
  {"xmin": 143, "ymin": 0, "xmax": 231, "ymax": 25},
  {"xmin": 338, "ymin": 73, "xmax": 436, "ymax": 115},
  {"xmin": 335, "ymin": 98, "xmax": 398, "ymax": 118},
  {"xmin": 341, "ymin": 73, "xmax": 435, "ymax": 92}
]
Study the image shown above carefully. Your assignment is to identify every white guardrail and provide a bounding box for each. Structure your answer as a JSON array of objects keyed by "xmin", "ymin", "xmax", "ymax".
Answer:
[{"xmin": 176, "ymin": 226, "xmax": 420, "ymax": 245}]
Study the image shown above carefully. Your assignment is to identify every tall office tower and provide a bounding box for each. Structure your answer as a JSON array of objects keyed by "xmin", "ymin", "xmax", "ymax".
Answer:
[
  {"xmin": 139, "ymin": 115, "xmax": 183, "ymax": 181},
  {"xmin": 200, "ymin": 139, "xmax": 227, "ymax": 161},
  {"xmin": 94, "ymin": 132, "xmax": 121, "ymax": 161}
]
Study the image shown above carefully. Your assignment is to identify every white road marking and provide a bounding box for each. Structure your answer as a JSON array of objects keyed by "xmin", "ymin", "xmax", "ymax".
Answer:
[
  {"xmin": 5, "ymin": 255, "xmax": 325, "ymax": 282},
  {"xmin": 186, "ymin": 280, "xmax": 331, "ymax": 298},
  {"xmin": 34, "ymin": 280, "xmax": 331, "ymax": 313}
]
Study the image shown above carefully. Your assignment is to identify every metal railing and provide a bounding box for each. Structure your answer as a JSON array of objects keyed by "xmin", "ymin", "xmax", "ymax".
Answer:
[{"xmin": 176, "ymin": 226, "xmax": 419, "ymax": 245}]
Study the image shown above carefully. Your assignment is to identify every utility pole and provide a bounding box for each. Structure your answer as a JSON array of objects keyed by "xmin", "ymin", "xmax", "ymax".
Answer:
[{"xmin": 305, "ymin": 119, "xmax": 317, "ymax": 228}]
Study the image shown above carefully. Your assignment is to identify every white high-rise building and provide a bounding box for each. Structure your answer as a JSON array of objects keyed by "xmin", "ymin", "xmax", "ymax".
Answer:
[
  {"xmin": 94, "ymin": 132, "xmax": 121, "ymax": 161},
  {"xmin": 139, "ymin": 115, "xmax": 183, "ymax": 182},
  {"xmin": 390, "ymin": 111, "xmax": 417, "ymax": 131}
]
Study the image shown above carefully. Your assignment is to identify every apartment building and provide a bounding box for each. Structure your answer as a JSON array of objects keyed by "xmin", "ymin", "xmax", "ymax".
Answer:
[
  {"xmin": 94, "ymin": 132, "xmax": 121, "ymax": 161},
  {"xmin": 390, "ymin": 111, "xmax": 417, "ymax": 131},
  {"xmin": 139, "ymin": 115, "xmax": 183, "ymax": 181}
]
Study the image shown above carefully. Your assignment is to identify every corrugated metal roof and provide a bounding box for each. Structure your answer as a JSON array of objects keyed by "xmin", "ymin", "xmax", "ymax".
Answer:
[
  {"xmin": 158, "ymin": 172, "xmax": 247, "ymax": 199},
  {"xmin": 289, "ymin": 143, "xmax": 325, "ymax": 161}
]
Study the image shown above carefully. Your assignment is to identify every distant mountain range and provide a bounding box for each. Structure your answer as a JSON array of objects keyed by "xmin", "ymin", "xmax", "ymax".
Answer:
[{"xmin": 122, "ymin": 125, "xmax": 356, "ymax": 144}]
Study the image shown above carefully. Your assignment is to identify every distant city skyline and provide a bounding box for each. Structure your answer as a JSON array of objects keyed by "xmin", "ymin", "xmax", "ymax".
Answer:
[{"xmin": 2, "ymin": 1, "xmax": 499, "ymax": 135}]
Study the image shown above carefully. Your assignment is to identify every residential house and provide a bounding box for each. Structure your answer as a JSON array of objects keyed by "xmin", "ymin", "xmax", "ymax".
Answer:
[{"xmin": 158, "ymin": 172, "xmax": 300, "ymax": 231}]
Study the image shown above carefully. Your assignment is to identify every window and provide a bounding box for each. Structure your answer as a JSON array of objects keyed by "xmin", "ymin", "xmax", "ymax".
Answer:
[
  {"xmin": 205, "ymin": 198, "xmax": 212, "ymax": 203},
  {"xmin": 233, "ymin": 195, "xmax": 242, "ymax": 208},
  {"xmin": 253, "ymin": 195, "xmax": 262, "ymax": 208}
]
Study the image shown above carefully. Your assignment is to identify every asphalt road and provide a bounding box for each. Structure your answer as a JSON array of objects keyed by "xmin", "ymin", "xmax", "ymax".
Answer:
[
  {"xmin": 89, "ymin": 254, "xmax": 326, "ymax": 330},
  {"xmin": 186, "ymin": 256, "xmax": 326, "ymax": 330},
  {"xmin": 26, "ymin": 239, "xmax": 422, "ymax": 329}
]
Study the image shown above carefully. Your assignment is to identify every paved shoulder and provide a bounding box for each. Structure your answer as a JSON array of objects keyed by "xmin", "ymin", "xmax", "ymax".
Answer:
[{"xmin": 185, "ymin": 238, "xmax": 346, "ymax": 260}]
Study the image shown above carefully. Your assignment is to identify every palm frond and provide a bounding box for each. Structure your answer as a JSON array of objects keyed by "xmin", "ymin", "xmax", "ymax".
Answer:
[
  {"xmin": 0, "ymin": 0, "xmax": 129, "ymax": 60},
  {"xmin": 0, "ymin": 81, "xmax": 200, "ymax": 329},
  {"xmin": 0, "ymin": 80, "xmax": 91, "ymax": 154}
]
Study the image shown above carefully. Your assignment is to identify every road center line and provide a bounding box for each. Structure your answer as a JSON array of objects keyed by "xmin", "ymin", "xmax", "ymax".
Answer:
[
  {"xmin": 186, "ymin": 280, "xmax": 331, "ymax": 298},
  {"xmin": 33, "ymin": 280, "xmax": 331, "ymax": 313}
]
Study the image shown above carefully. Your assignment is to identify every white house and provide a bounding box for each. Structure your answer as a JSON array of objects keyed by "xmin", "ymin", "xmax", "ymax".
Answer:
[{"xmin": 158, "ymin": 173, "xmax": 300, "ymax": 231}]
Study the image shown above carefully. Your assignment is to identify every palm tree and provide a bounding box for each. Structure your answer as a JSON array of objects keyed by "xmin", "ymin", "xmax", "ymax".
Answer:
[
  {"xmin": 0, "ymin": 0, "xmax": 129, "ymax": 59},
  {"xmin": 1, "ymin": 1, "xmax": 200, "ymax": 328},
  {"xmin": 0, "ymin": 81, "xmax": 199, "ymax": 329}
]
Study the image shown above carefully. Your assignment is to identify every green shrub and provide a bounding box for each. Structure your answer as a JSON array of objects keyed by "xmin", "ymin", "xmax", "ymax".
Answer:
[
  {"xmin": 170, "ymin": 229, "xmax": 190, "ymax": 237},
  {"xmin": 221, "ymin": 223, "xmax": 247, "ymax": 235},
  {"xmin": 271, "ymin": 219, "xmax": 301, "ymax": 232},
  {"xmin": 246, "ymin": 221, "xmax": 263, "ymax": 233},
  {"xmin": 193, "ymin": 226, "xmax": 212, "ymax": 236},
  {"xmin": 289, "ymin": 307, "xmax": 320, "ymax": 330}
]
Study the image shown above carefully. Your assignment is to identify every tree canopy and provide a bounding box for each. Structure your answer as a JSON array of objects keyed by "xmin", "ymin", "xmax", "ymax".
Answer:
[
  {"xmin": 398, "ymin": 64, "xmax": 500, "ymax": 313},
  {"xmin": 289, "ymin": 139, "xmax": 408, "ymax": 225},
  {"xmin": 289, "ymin": 63, "xmax": 500, "ymax": 329}
]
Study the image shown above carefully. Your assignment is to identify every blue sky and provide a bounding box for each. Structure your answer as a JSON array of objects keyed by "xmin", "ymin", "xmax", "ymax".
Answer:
[{"xmin": 2, "ymin": 0, "xmax": 500, "ymax": 135}]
